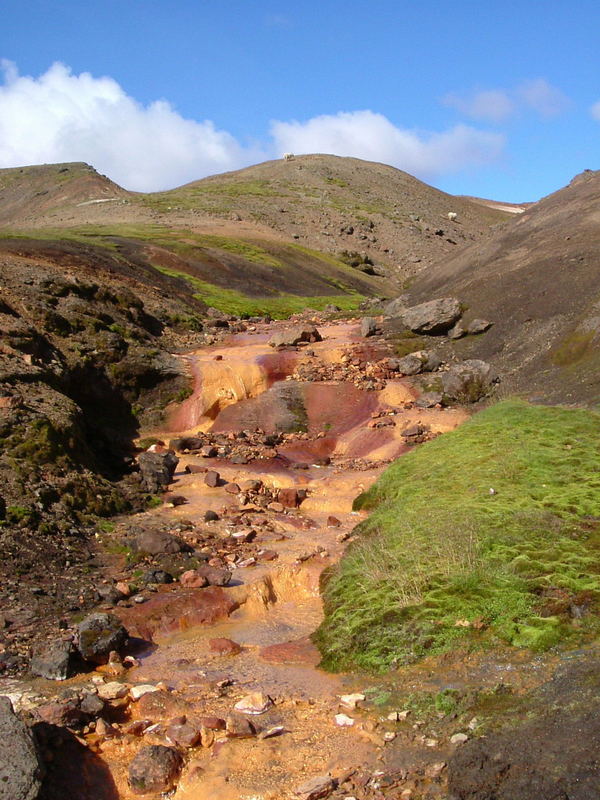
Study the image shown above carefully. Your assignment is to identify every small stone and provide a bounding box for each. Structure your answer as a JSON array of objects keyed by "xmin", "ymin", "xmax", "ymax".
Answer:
[
  {"xmin": 80, "ymin": 693, "xmax": 105, "ymax": 716},
  {"xmin": 77, "ymin": 612, "xmax": 128, "ymax": 665},
  {"xmin": 450, "ymin": 732, "xmax": 469, "ymax": 745},
  {"xmin": 339, "ymin": 693, "xmax": 365, "ymax": 710},
  {"xmin": 326, "ymin": 516, "xmax": 341, "ymax": 528},
  {"xmin": 198, "ymin": 716, "xmax": 226, "ymax": 730},
  {"xmin": 30, "ymin": 639, "xmax": 75, "ymax": 681},
  {"xmin": 165, "ymin": 721, "xmax": 202, "ymax": 748},
  {"xmin": 268, "ymin": 502, "xmax": 284, "ymax": 513},
  {"xmin": 97, "ymin": 681, "xmax": 129, "ymax": 701},
  {"xmin": 334, "ymin": 714, "xmax": 355, "ymax": 727},
  {"xmin": 234, "ymin": 692, "xmax": 272, "ymax": 715},
  {"xmin": 179, "ymin": 570, "xmax": 209, "ymax": 589},
  {"xmin": 204, "ymin": 510, "xmax": 219, "ymax": 522},
  {"xmin": 258, "ymin": 725, "xmax": 286, "ymax": 740},
  {"xmin": 383, "ymin": 731, "xmax": 397, "ymax": 742},
  {"xmin": 278, "ymin": 488, "xmax": 300, "ymax": 508},
  {"xmin": 224, "ymin": 482, "xmax": 241, "ymax": 494},
  {"xmin": 201, "ymin": 445, "xmax": 218, "ymax": 458}
]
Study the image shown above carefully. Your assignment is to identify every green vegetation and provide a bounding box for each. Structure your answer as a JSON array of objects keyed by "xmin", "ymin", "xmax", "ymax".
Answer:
[
  {"xmin": 551, "ymin": 330, "xmax": 595, "ymax": 366},
  {"xmin": 315, "ymin": 400, "xmax": 600, "ymax": 672},
  {"xmin": 150, "ymin": 263, "xmax": 365, "ymax": 318}
]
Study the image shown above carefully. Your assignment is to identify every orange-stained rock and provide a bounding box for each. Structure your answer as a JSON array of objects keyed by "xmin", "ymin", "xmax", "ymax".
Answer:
[
  {"xmin": 259, "ymin": 636, "xmax": 321, "ymax": 666},
  {"xmin": 209, "ymin": 637, "xmax": 242, "ymax": 656}
]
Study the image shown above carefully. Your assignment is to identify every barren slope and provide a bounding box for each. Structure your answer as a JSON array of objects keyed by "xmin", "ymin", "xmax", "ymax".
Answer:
[{"xmin": 407, "ymin": 168, "xmax": 600, "ymax": 404}]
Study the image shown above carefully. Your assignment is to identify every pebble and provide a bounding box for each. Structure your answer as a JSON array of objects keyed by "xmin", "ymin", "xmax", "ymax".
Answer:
[
  {"xmin": 450, "ymin": 732, "xmax": 469, "ymax": 744},
  {"xmin": 335, "ymin": 713, "xmax": 355, "ymax": 727},
  {"xmin": 97, "ymin": 681, "xmax": 129, "ymax": 701},
  {"xmin": 339, "ymin": 693, "xmax": 365, "ymax": 710}
]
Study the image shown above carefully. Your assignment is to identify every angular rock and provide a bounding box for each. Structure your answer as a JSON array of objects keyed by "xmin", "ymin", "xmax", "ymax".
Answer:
[
  {"xmin": 415, "ymin": 391, "xmax": 443, "ymax": 408},
  {"xmin": 138, "ymin": 450, "xmax": 179, "ymax": 493},
  {"xmin": 30, "ymin": 640, "xmax": 75, "ymax": 681},
  {"xmin": 128, "ymin": 745, "xmax": 182, "ymax": 795},
  {"xmin": 204, "ymin": 470, "xmax": 220, "ymax": 488},
  {"xmin": 165, "ymin": 721, "xmax": 202, "ymax": 749},
  {"xmin": 234, "ymin": 692, "xmax": 272, "ymax": 715},
  {"xmin": 184, "ymin": 565, "xmax": 231, "ymax": 587},
  {"xmin": 277, "ymin": 488, "xmax": 300, "ymax": 508},
  {"xmin": 200, "ymin": 445, "xmax": 218, "ymax": 458},
  {"xmin": 204, "ymin": 510, "xmax": 219, "ymax": 522},
  {"xmin": 394, "ymin": 354, "xmax": 424, "ymax": 375},
  {"xmin": 448, "ymin": 320, "xmax": 466, "ymax": 339},
  {"xmin": 326, "ymin": 516, "xmax": 341, "ymax": 528},
  {"xmin": 199, "ymin": 716, "xmax": 226, "ymax": 730},
  {"xmin": 440, "ymin": 359, "xmax": 497, "ymax": 403},
  {"xmin": 467, "ymin": 318, "xmax": 492, "ymax": 335},
  {"xmin": 401, "ymin": 297, "xmax": 462, "ymax": 335},
  {"xmin": 0, "ymin": 696, "xmax": 43, "ymax": 800},
  {"xmin": 77, "ymin": 612, "xmax": 128, "ymax": 665},
  {"xmin": 35, "ymin": 699, "xmax": 85, "ymax": 729},
  {"xmin": 383, "ymin": 295, "xmax": 408, "ymax": 318},
  {"xmin": 97, "ymin": 681, "xmax": 129, "ymax": 701},
  {"xmin": 269, "ymin": 325, "xmax": 322, "ymax": 348},
  {"xmin": 80, "ymin": 692, "xmax": 105, "ymax": 716},
  {"xmin": 360, "ymin": 317, "xmax": 378, "ymax": 337},
  {"xmin": 294, "ymin": 774, "xmax": 336, "ymax": 800},
  {"xmin": 225, "ymin": 713, "xmax": 255, "ymax": 738},
  {"xmin": 224, "ymin": 482, "xmax": 241, "ymax": 494},
  {"xmin": 179, "ymin": 570, "xmax": 209, "ymax": 589}
]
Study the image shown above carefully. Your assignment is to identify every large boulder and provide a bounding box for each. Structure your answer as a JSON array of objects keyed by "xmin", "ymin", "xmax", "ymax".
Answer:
[
  {"xmin": 138, "ymin": 450, "xmax": 179, "ymax": 493},
  {"xmin": 0, "ymin": 696, "xmax": 43, "ymax": 800},
  {"xmin": 76, "ymin": 612, "xmax": 128, "ymax": 665},
  {"xmin": 400, "ymin": 297, "xmax": 462, "ymax": 335},
  {"xmin": 269, "ymin": 325, "xmax": 322, "ymax": 348},
  {"xmin": 440, "ymin": 359, "xmax": 497, "ymax": 403}
]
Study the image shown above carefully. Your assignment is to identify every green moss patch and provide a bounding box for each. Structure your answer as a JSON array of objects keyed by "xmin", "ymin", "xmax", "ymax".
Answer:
[{"xmin": 315, "ymin": 400, "xmax": 600, "ymax": 672}]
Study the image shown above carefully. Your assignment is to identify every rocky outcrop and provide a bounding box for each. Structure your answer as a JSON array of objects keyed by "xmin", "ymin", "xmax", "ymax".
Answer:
[{"xmin": 0, "ymin": 696, "xmax": 43, "ymax": 800}]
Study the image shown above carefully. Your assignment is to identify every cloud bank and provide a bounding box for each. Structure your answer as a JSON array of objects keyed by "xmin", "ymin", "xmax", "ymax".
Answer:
[
  {"xmin": 0, "ymin": 61, "xmax": 505, "ymax": 191},
  {"xmin": 271, "ymin": 111, "xmax": 505, "ymax": 176},
  {"xmin": 443, "ymin": 78, "xmax": 570, "ymax": 122}
]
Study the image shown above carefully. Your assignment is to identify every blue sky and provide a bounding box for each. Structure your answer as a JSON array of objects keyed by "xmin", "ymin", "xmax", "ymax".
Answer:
[{"xmin": 1, "ymin": 0, "xmax": 598, "ymax": 200}]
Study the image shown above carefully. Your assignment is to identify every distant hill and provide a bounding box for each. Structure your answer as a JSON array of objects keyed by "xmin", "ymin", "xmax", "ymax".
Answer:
[
  {"xmin": 0, "ymin": 156, "xmax": 512, "ymax": 283},
  {"xmin": 407, "ymin": 169, "xmax": 600, "ymax": 405}
]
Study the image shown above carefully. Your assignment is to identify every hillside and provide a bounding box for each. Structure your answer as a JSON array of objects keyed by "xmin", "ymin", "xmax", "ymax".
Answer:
[
  {"xmin": 0, "ymin": 156, "xmax": 512, "ymax": 282},
  {"xmin": 405, "ymin": 168, "xmax": 600, "ymax": 405}
]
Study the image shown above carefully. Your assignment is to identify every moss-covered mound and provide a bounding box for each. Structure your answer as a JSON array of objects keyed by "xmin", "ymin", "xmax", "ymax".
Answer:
[{"xmin": 315, "ymin": 400, "xmax": 600, "ymax": 672}]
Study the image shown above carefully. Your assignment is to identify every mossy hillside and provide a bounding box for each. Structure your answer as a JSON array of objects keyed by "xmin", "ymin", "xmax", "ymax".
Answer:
[{"xmin": 315, "ymin": 400, "xmax": 600, "ymax": 672}]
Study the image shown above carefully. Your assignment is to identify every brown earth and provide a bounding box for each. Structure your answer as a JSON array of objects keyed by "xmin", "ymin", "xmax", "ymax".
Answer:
[{"xmin": 406, "ymin": 168, "xmax": 600, "ymax": 405}]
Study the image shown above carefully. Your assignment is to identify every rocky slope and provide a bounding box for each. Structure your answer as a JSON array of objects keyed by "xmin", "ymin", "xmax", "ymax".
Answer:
[{"xmin": 405, "ymin": 168, "xmax": 600, "ymax": 405}]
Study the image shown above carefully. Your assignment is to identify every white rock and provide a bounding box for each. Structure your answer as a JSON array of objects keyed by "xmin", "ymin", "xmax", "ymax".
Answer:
[
  {"xmin": 334, "ymin": 713, "xmax": 355, "ymax": 727},
  {"xmin": 450, "ymin": 732, "xmax": 469, "ymax": 745},
  {"xmin": 383, "ymin": 731, "xmax": 396, "ymax": 742},
  {"xmin": 130, "ymin": 684, "xmax": 160, "ymax": 701}
]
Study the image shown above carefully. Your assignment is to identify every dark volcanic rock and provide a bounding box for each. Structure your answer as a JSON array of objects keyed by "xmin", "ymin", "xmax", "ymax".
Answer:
[
  {"xmin": 137, "ymin": 450, "xmax": 179, "ymax": 493},
  {"xmin": 128, "ymin": 744, "xmax": 182, "ymax": 795},
  {"xmin": 30, "ymin": 640, "xmax": 75, "ymax": 681},
  {"xmin": 0, "ymin": 696, "xmax": 43, "ymax": 800},
  {"xmin": 76, "ymin": 612, "xmax": 128, "ymax": 665}
]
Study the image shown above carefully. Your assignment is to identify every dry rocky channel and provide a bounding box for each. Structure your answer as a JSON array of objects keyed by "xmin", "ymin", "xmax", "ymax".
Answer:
[{"xmin": 2, "ymin": 309, "xmax": 498, "ymax": 800}]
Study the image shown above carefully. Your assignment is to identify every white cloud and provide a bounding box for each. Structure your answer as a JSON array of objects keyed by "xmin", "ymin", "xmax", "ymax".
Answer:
[
  {"xmin": 443, "ymin": 79, "xmax": 569, "ymax": 122},
  {"xmin": 517, "ymin": 78, "xmax": 570, "ymax": 117},
  {"xmin": 270, "ymin": 111, "xmax": 505, "ymax": 177},
  {"xmin": 0, "ymin": 60, "xmax": 264, "ymax": 191},
  {"xmin": 0, "ymin": 61, "xmax": 505, "ymax": 191},
  {"xmin": 443, "ymin": 89, "xmax": 515, "ymax": 123},
  {"xmin": 591, "ymin": 100, "xmax": 600, "ymax": 120}
]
